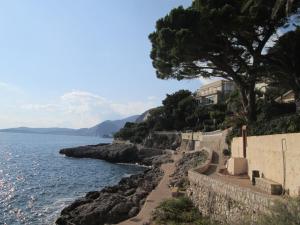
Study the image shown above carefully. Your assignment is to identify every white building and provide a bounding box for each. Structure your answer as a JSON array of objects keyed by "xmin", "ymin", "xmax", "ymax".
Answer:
[{"xmin": 195, "ymin": 80, "xmax": 235, "ymax": 105}]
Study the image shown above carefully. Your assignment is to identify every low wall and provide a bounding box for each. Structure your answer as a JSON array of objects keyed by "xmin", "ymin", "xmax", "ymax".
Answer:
[
  {"xmin": 181, "ymin": 130, "xmax": 223, "ymax": 141},
  {"xmin": 232, "ymin": 133, "xmax": 300, "ymax": 196},
  {"xmin": 181, "ymin": 130, "xmax": 228, "ymax": 152},
  {"xmin": 187, "ymin": 171, "xmax": 275, "ymax": 224},
  {"xmin": 181, "ymin": 132, "xmax": 193, "ymax": 140},
  {"xmin": 193, "ymin": 132, "xmax": 203, "ymax": 141}
]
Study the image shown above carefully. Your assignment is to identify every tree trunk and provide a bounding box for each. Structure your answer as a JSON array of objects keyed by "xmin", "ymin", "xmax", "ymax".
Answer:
[
  {"xmin": 247, "ymin": 86, "xmax": 257, "ymax": 122},
  {"xmin": 237, "ymin": 83, "xmax": 257, "ymax": 123}
]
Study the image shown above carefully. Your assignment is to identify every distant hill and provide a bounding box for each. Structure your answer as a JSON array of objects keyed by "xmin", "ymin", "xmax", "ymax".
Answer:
[
  {"xmin": 135, "ymin": 109, "xmax": 153, "ymax": 123},
  {"xmin": 0, "ymin": 115, "xmax": 140, "ymax": 138}
]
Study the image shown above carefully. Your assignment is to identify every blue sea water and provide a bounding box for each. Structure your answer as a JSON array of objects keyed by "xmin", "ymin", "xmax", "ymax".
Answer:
[{"xmin": 0, "ymin": 132, "xmax": 144, "ymax": 225}]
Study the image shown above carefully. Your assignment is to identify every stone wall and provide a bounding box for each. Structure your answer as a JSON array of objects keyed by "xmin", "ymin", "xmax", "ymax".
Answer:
[
  {"xmin": 187, "ymin": 170, "xmax": 276, "ymax": 224},
  {"xmin": 232, "ymin": 133, "xmax": 300, "ymax": 196}
]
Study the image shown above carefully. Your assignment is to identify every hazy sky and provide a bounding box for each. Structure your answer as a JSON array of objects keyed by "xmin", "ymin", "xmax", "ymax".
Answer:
[{"xmin": 0, "ymin": 0, "xmax": 210, "ymax": 129}]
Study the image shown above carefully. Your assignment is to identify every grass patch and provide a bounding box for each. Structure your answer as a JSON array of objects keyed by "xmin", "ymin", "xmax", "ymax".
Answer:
[
  {"xmin": 152, "ymin": 197, "xmax": 215, "ymax": 225},
  {"xmin": 257, "ymin": 198, "xmax": 300, "ymax": 225}
]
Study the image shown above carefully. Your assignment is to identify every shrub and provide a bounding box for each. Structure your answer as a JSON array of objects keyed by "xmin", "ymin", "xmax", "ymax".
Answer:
[
  {"xmin": 223, "ymin": 149, "xmax": 231, "ymax": 156},
  {"xmin": 257, "ymin": 198, "xmax": 300, "ymax": 225},
  {"xmin": 152, "ymin": 197, "xmax": 215, "ymax": 225},
  {"xmin": 226, "ymin": 113, "xmax": 300, "ymax": 147}
]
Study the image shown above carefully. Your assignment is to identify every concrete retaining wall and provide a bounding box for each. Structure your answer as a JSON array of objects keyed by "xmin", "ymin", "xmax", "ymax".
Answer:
[
  {"xmin": 232, "ymin": 133, "xmax": 300, "ymax": 196},
  {"xmin": 181, "ymin": 130, "xmax": 228, "ymax": 153}
]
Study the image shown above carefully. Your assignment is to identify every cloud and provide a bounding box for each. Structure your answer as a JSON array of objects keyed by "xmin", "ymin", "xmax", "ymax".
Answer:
[
  {"xmin": 19, "ymin": 90, "xmax": 158, "ymax": 128},
  {"xmin": 61, "ymin": 91, "xmax": 106, "ymax": 103},
  {"xmin": 198, "ymin": 77, "xmax": 221, "ymax": 86},
  {"xmin": 0, "ymin": 81, "xmax": 23, "ymax": 94},
  {"xmin": 110, "ymin": 101, "xmax": 156, "ymax": 117},
  {"xmin": 21, "ymin": 104, "xmax": 59, "ymax": 112},
  {"xmin": 60, "ymin": 91, "xmax": 107, "ymax": 114}
]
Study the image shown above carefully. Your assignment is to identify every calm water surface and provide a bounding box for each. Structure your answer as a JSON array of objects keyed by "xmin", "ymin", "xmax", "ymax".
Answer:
[{"xmin": 0, "ymin": 132, "xmax": 144, "ymax": 225}]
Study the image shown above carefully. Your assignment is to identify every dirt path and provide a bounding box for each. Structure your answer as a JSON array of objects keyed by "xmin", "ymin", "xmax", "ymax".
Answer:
[{"xmin": 117, "ymin": 152, "xmax": 181, "ymax": 225}]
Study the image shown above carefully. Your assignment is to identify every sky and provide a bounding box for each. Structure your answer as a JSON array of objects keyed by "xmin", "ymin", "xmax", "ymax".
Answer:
[{"xmin": 0, "ymin": 0, "xmax": 213, "ymax": 129}]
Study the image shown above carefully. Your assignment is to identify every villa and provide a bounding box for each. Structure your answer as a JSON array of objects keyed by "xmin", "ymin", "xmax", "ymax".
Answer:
[{"xmin": 195, "ymin": 80, "xmax": 235, "ymax": 105}]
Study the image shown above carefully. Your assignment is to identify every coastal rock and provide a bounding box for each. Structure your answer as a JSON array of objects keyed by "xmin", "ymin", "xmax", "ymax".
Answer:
[
  {"xmin": 56, "ymin": 167, "xmax": 163, "ymax": 225},
  {"xmin": 170, "ymin": 151, "xmax": 208, "ymax": 188},
  {"xmin": 59, "ymin": 143, "xmax": 138, "ymax": 163},
  {"xmin": 140, "ymin": 153, "xmax": 173, "ymax": 166},
  {"xmin": 60, "ymin": 143, "xmax": 170, "ymax": 166}
]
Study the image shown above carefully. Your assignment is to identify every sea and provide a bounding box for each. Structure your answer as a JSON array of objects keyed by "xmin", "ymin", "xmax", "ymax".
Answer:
[{"xmin": 0, "ymin": 132, "xmax": 145, "ymax": 225}]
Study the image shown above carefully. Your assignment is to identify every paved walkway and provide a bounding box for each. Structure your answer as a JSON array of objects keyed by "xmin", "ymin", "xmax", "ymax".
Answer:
[{"xmin": 117, "ymin": 152, "xmax": 181, "ymax": 225}]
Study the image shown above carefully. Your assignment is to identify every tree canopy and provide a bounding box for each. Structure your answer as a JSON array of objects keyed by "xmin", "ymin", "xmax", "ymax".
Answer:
[
  {"xmin": 149, "ymin": 0, "xmax": 298, "ymax": 121},
  {"xmin": 266, "ymin": 28, "xmax": 300, "ymax": 100},
  {"xmin": 114, "ymin": 90, "xmax": 228, "ymax": 143}
]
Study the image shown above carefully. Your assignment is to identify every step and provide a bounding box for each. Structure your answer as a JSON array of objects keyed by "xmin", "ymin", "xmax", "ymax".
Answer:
[{"xmin": 255, "ymin": 177, "xmax": 283, "ymax": 195}]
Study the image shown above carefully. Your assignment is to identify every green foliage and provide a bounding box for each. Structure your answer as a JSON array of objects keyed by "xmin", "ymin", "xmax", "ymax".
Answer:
[
  {"xmin": 256, "ymin": 101, "xmax": 296, "ymax": 122},
  {"xmin": 257, "ymin": 198, "xmax": 300, "ymax": 225},
  {"xmin": 266, "ymin": 28, "xmax": 300, "ymax": 100},
  {"xmin": 149, "ymin": 0, "xmax": 296, "ymax": 121},
  {"xmin": 114, "ymin": 122, "xmax": 149, "ymax": 144},
  {"xmin": 249, "ymin": 113, "xmax": 300, "ymax": 136},
  {"xmin": 225, "ymin": 101, "xmax": 298, "ymax": 146},
  {"xmin": 162, "ymin": 90, "xmax": 198, "ymax": 130},
  {"xmin": 153, "ymin": 197, "xmax": 215, "ymax": 225},
  {"xmin": 115, "ymin": 90, "xmax": 228, "ymax": 143},
  {"xmin": 226, "ymin": 112, "xmax": 300, "ymax": 147},
  {"xmin": 242, "ymin": 0, "xmax": 300, "ymax": 19}
]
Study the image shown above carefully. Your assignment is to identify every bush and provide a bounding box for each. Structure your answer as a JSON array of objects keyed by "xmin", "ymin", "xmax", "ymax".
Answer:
[
  {"xmin": 114, "ymin": 122, "xmax": 149, "ymax": 143},
  {"xmin": 256, "ymin": 101, "xmax": 296, "ymax": 122},
  {"xmin": 223, "ymin": 149, "xmax": 231, "ymax": 156},
  {"xmin": 152, "ymin": 197, "xmax": 215, "ymax": 225},
  {"xmin": 257, "ymin": 198, "xmax": 300, "ymax": 225},
  {"xmin": 226, "ymin": 113, "xmax": 300, "ymax": 147}
]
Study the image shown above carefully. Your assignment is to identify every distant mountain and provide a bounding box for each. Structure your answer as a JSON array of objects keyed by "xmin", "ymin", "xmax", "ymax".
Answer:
[
  {"xmin": 0, "ymin": 115, "xmax": 140, "ymax": 138},
  {"xmin": 78, "ymin": 115, "xmax": 140, "ymax": 137}
]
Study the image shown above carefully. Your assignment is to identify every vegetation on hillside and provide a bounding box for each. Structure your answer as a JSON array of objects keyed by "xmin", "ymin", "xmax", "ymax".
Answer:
[
  {"xmin": 152, "ymin": 197, "xmax": 215, "ymax": 225},
  {"xmin": 114, "ymin": 90, "xmax": 228, "ymax": 143}
]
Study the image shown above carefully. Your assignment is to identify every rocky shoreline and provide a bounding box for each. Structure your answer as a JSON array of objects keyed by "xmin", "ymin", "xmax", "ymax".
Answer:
[
  {"xmin": 59, "ymin": 143, "xmax": 172, "ymax": 166},
  {"xmin": 56, "ymin": 143, "xmax": 173, "ymax": 225},
  {"xmin": 56, "ymin": 167, "xmax": 163, "ymax": 225}
]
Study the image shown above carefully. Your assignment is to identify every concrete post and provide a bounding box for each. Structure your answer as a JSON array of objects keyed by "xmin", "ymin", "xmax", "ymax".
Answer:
[{"xmin": 242, "ymin": 125, "xmax": 247, "ymax": 158}]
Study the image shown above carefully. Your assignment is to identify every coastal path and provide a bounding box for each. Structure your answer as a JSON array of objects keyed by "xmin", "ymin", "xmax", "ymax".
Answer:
[{"xmin": 117, "ymin": 151, "xmax": 182, "ymax": 225}]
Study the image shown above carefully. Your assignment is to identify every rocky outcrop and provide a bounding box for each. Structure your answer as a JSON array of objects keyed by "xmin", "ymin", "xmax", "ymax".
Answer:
[
  {"xmin": 170, "ymin": 151, "xmax": 208, "ymax": 188},
  {"xmin": 60, "ymin": 143, "xmax": 138, "ymax": 163},
  {"xmin": 59, "ymin": 143, "xmax": 170, "ymax": 166},
  {"xmin": 56, "ymin": 167, "xmax": 163, "ymax": 225}
]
